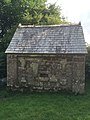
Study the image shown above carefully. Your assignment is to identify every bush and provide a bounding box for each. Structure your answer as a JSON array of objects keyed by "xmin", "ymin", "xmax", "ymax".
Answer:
[{"xmin": 0, "ymin": 52, "xmax": 6, "ymax": 79}]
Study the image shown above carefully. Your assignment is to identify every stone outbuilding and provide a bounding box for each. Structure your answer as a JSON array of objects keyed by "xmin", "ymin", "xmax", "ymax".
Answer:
[{"xmin": 5, "ymin": 24, "xmax": 87, "ymax": 94}]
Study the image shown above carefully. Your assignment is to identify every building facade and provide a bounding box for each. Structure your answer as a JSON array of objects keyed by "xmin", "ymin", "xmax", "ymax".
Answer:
[{"xmin": 5, "ymin": 24, "xmax": 87, "ymax": 94}]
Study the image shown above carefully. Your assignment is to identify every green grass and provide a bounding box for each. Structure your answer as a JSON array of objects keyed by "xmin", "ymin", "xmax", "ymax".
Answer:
[{"xmin": 0, "ymin": 80, "xmax": 90, "ymax": 120}]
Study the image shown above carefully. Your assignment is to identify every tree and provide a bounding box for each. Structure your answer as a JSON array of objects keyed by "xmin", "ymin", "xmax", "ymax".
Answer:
[
  {"xmin": 0, "ymin": 0, "xmax": 24, "ymax": 38},
  {"xmin": 0, "ymin": 52, "xmax": 6, "ymax": 79},
  {"xmin": 22, "ymin": 2, "xmax": 67, "ymax": 25},
  {"xmin": 22, "ymin": 0, "xmax": 47, "ymax": 24}
]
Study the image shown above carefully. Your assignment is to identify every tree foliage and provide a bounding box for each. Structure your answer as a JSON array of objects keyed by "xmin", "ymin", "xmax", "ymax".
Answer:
[
  {"xmin": 0, "ymin": 26, "xmax": 17, "ymax": 52},
  {"xmin": 0, "ymin": 0, "xmax": 22, "ymax": 37},
  {"xmin": 0, "ymin": 52, "xmax": 6, "ymax": 79}
]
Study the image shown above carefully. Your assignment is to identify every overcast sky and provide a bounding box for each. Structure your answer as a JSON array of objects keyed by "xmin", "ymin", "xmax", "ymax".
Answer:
[{"xmin": 47, "ymin": 0, "xmax": 90, "ymax": 44}]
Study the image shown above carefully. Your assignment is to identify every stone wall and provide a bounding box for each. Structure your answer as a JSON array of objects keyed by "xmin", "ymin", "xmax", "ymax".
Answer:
[{"xmin": 7, "ymin": 54, "xmax": 85, "ymax": 94}]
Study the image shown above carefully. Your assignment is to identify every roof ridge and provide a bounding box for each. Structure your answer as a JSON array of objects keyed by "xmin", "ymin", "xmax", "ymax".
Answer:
[{"xmin": 18, "ymin": 23, "xmax": 81, "ymax": 28}]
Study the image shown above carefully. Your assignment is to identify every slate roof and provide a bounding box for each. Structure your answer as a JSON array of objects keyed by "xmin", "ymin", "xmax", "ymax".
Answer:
[{"xmin": 5, "ymin": 24, "xmax": 87, "ymax": 54}]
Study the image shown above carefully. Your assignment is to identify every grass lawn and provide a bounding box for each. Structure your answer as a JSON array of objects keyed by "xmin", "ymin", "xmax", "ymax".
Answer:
[{"xmin": 0, "ymin": 80, "xmax": 90, "ymax": 120}]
